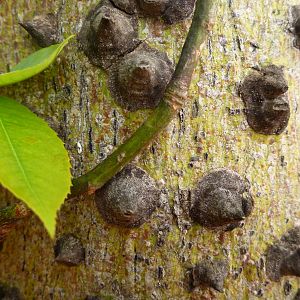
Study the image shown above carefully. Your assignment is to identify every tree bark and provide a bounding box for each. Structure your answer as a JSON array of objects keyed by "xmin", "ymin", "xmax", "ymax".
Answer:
[{"xmin": 0, "ymin": 0, "xmax": 300, "ymax": 299}]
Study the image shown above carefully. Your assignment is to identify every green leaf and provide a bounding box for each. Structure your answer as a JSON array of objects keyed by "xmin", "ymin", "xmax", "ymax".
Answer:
[
  {"xmin": 0, "ymin": 96, "xmax": 72, "ymax": 237},
  {"xmin": 0, "ymin": 35, "xmax": 74, "ymax": 87}
]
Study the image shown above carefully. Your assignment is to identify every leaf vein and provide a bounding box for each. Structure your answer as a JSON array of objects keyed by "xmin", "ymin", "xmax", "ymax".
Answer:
[{"xmin": 0, "ymin": 118, "xmax": 41, "ymax": 206}]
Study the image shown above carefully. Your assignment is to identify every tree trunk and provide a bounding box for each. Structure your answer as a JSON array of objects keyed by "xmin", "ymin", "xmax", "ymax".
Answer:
[{"xmin": 0, "ymin": 0, "xmax": 300, "ymax": 299}]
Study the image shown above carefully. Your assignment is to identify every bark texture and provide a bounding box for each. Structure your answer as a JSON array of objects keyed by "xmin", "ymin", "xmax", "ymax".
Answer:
[{"xmin": 0, "ymin": 0, "xmax": 300, "ymax": 299}]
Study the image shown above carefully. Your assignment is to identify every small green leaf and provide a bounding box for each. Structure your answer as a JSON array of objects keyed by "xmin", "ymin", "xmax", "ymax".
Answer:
[
  {"xmin": 0, "ymin": 96, "xmax": 72, "ymax": 237},
  {"xmin": 0, "ymin": 35, "xmax": 74, "ymax": 87}
]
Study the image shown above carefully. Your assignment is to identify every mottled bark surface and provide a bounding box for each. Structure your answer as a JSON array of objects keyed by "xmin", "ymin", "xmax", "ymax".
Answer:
[{"xmin": 0, "ymin": 0, "xmax": 300, "ymax": 299}]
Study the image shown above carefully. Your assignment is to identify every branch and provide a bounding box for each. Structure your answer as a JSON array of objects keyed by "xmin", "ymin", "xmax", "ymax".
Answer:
[
  {"xmin": 71, "ymin": 0, "xmax": 213, "ymax": 197},
  {"xmin": 0, "ymin": 0, "xmax": 212, "ymax": 243},
  {"xmin": 0, "ymin": 0, "xmax": 212, "ymax": 242},
  {"xmin": 0, "ymin": 203, "xmax": 30, "ymax": 242}
]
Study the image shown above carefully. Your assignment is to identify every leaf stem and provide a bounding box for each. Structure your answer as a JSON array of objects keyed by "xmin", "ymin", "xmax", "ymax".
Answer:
[
  {"xmin": 71, "ymin": 0, "xmax": 213, "ymax": 197},
  {"xmin": 0, "ymin": 203, "xmax": 30, "ymax": 242}
]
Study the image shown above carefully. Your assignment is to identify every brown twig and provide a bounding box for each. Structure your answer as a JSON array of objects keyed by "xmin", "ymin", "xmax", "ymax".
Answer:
[{"xmin": 0, "ymin": 203, "xmax": 31, "ymax": 242}]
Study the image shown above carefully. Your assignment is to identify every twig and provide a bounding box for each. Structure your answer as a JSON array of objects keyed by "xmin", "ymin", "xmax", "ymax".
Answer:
[
  {"xmin": 0, "ymin": 0, "xmax": 213, "ymax": 239},
  {"xmin": 0, "ymin": 203, "xmax": 30, "ymax": 242},
  {"xmin": 71, "ymin": 0, "xmax": 213, "ymax": 197}
]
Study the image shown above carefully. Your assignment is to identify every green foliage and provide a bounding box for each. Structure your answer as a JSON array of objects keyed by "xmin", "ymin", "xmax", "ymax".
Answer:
[
  {"xmin": 0, "ymin": 96, "xmax": 71, "ymax": 238},
  {"xmin": 0, "ymin": 35, "xmax": 74, "ymax": 87},
  {"xmin": 0, "ymin": 37, "xmax": 74, "ymax": 237}
]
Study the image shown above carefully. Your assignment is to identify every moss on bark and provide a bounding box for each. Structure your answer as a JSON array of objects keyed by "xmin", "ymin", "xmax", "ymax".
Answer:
[{"xmin": 0, "ymin": 0, "xmax": 300, "ymax": 299}]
